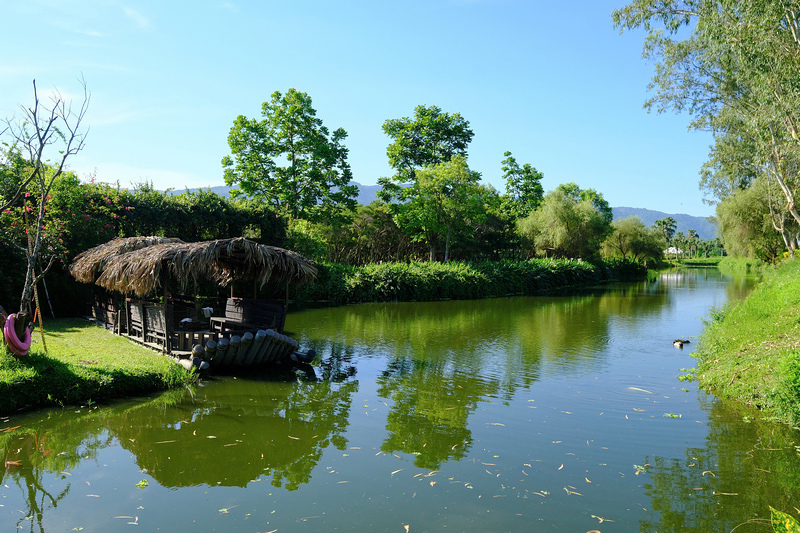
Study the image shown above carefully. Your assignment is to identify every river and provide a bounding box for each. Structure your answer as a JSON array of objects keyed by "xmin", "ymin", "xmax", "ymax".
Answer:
[{"xmin": 2, "ymin": 268, "xmax": 798, "ymax": 532}]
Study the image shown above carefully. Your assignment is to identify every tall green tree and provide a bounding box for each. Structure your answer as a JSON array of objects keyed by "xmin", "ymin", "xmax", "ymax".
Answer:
[
  {"xmin": 555, "ymin": 182, "xmax": 613, "ymax": 223},
  {"xmin": 394, "ymin": 155, "xmax": 487, "ymax": 262},
  {"xmin": 716, "ymin": 176, "xmax": 785, "ymax": 261},
  {"xmin": 602, "ymin": 216, "xmax": 666, "ymax": 264},
  {"xmin": 654, "ymin": 217, "xmax": 677, "ymax": 244},
  {"xmin": 379, "ymin": 105, "xmax": 474, "ymax": 200},
  {"xmin": 613, "ymin": 0, "xmax": 800, "ymax": 228},
  {"xmin": 222, "ymin": 89, "xmax": 357, "ymax": 225},
  {"xmin": 517, "ymin": 186, "xmax": 611, "ymax": 259},
  {"xmin": 501, "ymin": 151, "xmax": 544, "ymax": 219}
]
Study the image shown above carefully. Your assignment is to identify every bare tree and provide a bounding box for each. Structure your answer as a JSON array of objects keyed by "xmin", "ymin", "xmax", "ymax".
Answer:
[{"xmin": 1, "ymin": 79, "xmax": 89, "ymax": 339}]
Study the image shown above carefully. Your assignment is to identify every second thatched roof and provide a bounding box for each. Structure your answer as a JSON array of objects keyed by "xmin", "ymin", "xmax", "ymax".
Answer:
[
  {"xmin": 71, "ymin": 237, "xmax": 317, "ymax": 297},
  {"xmin": 70, "ymin": 236, "xmax": 185, "ymax": 284}
]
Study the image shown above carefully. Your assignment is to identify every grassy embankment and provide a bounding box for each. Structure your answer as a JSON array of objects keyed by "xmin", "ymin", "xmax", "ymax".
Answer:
[
  {"xmin": 693, "ymin": 257, "xmax": 800, "ymax": 424},
  {"xmin": 0, "ymin": 318, "xmax": 192, "ymax": 414}
]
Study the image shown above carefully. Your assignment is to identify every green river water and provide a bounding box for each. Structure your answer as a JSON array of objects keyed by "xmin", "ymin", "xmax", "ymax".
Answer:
[{"xmin": 2, "ymin": 268, "xmax": 799, "ymax": 532}]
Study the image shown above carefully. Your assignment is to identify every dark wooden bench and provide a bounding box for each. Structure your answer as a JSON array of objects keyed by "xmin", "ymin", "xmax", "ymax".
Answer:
[{"xmin": 209, "ymin": 297, "xmax": 286, "ymax": 333}]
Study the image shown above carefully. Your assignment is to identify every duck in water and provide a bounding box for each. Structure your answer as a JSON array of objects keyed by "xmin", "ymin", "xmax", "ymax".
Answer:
[{"xmin": 673, "ymin": 339, "xmax": 690, "ymax": 348}]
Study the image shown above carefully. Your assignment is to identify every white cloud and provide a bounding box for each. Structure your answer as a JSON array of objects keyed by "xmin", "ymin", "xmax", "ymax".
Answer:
[{"xmin": 123, "ymin": 6, "xmax": 152, "ymax": 31}]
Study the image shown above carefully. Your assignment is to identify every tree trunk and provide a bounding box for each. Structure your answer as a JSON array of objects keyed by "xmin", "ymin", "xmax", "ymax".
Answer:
[{"xmin": 444, "ymin": 225, "xmax": 451, "ymax": 263}]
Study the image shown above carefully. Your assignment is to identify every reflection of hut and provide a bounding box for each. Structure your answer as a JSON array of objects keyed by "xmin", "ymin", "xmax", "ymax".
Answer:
[{"xmin": 70, "ymin": 237, "xmax": 317, "ymax": 370}]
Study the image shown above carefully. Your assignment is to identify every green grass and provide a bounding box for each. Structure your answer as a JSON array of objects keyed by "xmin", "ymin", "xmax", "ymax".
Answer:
[
  {"xmin": 0, "ymin": 318, "xmax": 193, "ymax": 413},
  {"xmin": 694, "ymin": 259, "xmax": 800, "ymax": 424},
  {"xmin": 679, "ymin": 256, "xmax": 722, "ymax": 267}
]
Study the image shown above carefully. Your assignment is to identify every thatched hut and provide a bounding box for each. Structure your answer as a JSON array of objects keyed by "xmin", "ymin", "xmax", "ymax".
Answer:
[{"xmin": 69, "ymin": 237, "xmax": 317, "ymax": 365}]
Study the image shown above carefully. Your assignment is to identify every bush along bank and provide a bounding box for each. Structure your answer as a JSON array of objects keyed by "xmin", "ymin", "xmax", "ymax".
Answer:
[
  {"xmin": 692, "ymin": 259, "xmax": 800, "ymax": 425},
  {"xmin": 296, "ymin": 258, "xmax": 647, "ymax": 306}
]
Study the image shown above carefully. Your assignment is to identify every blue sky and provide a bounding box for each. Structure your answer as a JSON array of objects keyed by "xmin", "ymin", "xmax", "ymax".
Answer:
[{"xmin": 1, "ymin": 0, "xmax": 715, "ymax": 217}]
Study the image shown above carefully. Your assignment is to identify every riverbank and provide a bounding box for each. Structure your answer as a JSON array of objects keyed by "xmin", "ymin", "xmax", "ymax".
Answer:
[
  {"xmin": 1, "ymin": 258, "xmax": 646, "ymax": 414},
  {"xmin": 297, "ymin": 258, "xmax": 647, "ymax": 306},
  {"xmin": 693, "ymin": 258, "xmax": 800, "ymax": 424},
  {"xmin": 0, "ymin": 318, "xmax": 193, "ymax": 414}
]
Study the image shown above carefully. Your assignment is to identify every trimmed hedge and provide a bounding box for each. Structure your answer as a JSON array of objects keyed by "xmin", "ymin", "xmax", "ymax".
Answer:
[{"xmin": 296, "ymin": 258, "xmax": 647, "ymax": 306}]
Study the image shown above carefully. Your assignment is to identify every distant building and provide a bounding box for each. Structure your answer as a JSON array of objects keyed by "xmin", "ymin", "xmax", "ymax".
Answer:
[{"xmin": 664, "ymin": 246, "xmax": 685, "ymax": 255}]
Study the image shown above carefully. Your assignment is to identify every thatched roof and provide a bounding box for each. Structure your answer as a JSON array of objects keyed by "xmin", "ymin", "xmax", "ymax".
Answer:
[
  {"xmin": 70, "ymin": 237, "xmax": 317, "ymax": 297},
  {"xmin": 70, "ymin": 236, "xmax": 185, "ymax": 283}
]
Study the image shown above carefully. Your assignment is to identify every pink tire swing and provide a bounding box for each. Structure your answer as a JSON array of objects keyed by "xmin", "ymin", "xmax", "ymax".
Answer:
[{"xmin": 3, "ymin": 313, "xmax": 32, "ymax": 356}]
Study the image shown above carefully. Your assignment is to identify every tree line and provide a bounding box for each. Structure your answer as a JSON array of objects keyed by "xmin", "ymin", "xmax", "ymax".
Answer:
[
  {"xmin": 1, "ymin": 76, "xmax": 725, "ymax": 318},
  {"xmin": 221, "ymin": 89, "xmax": 674, "ymax": 266},
  {"xmin": 614, "ymin": 0, "xmax": 800, "ymax": 263}
]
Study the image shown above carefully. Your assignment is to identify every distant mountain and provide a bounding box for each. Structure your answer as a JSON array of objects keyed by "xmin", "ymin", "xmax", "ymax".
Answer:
[
  {"xmin": 167, "ymin": 185, "xmax": 717, "ymax": 241},
  {"xmin": 612, "ymin": 207, "xmax": 716, "ymax": 241}
]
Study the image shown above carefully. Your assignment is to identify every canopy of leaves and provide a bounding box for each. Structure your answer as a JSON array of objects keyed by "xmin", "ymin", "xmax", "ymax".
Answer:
[
  {"xmin": 222, "ymin": 88, "xmax": 357, "ymax": 225},
  {"xmin": 517, "ymin": 187, "xmax": 611, "ymax": 260},
  {"xmin": 380, "ymin": 105, "xmax": 474, "ymax": 196}
]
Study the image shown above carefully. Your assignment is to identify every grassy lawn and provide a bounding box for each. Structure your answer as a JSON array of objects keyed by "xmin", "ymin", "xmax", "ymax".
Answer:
[
  {"xmin": 694, "ymin": 259, "xmax": 800, "ymax": 424},
  {"xmin": 0, "ymin": 318, "xmax": 193, "ymax": 414}
]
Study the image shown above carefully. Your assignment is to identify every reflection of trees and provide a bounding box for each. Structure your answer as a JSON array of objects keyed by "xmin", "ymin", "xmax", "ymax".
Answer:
[
  {"xmin": 104, "ymin": 351, "xmax": 357, "ymax": 490},
  {"xmin": 640, "ymin": 398, "xmax": 800, "ymax": 532},
  {"xmin": 0, "ymin": 418, "xmax": 108, "ymax": 533},
  {"xmin": 377, "ymin": 357, "xmax": 495, "ymax": 469}
]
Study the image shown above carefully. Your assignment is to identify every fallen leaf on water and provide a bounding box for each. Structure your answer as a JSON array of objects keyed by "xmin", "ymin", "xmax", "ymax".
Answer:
[
  {"xmin": 585, "ymin": 477, "xmax": 591, "ymax": 483},
  {"xmin": 87, "ymin": 494, "xmax": 100, "ymax": 498},
  {"xmin": 430, "ymin": 481, "xmax": 437, "ymax": 486},
  {"xmin": 404, "ymin": 526, "xmax": 410, "ymax": 533},
  {"xmin": 702, "ymin": 471, "xmax": 716, "ymax": 476},
  {"xmin": 558, "ymin": 464, "xmax": 563, "ymax": 470},
  {"xmin": 591, "ymin": 515, "xmax": 614, "ymax": 523},
  {"xmin": 487, "ymin": 423, "xmax": 505, "ymax": 426},
  {"xmin": 288, "ymin": 436, "xmax": 299, "ymax": 440},
  {"xmin": 391, "ymin": 469, "xmax": 403, "ymax": 476},
  {"xmin": 113, "ymin": 516, "xmax": 134, "ymax": 520},
  {"xmin": 533, "ymin": 492, "xmax": 546, "ymax": 497},
  {"xmin": 628, "ymin": 387, "xmax": 654, "ymax": 394},
  {"xmin": 154, "ymin": 440, "xmax": 176, "ymax": 444}
]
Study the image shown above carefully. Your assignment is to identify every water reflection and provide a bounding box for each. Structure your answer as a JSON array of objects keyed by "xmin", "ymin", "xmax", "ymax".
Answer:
[
  {"xmin": 640, "ymin": 397, "xmax": 800, "ymax": 532},
  {"xmin": 4, "ymin": 269, "xmax": 789, "ymax": 532}
]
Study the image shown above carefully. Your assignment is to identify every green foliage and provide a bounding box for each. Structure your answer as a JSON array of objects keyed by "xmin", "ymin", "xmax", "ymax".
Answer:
[
  {"xmin": 771, "ymin": 506, "xmax": 800, "ymax": 533},
  {"xmin": 614, "ymin": 0, "xmax": 800, "ymax": 257},
  {"xmin": 602, "ymin": 216, "xmax": 666, "ymax": 264},
  {"xmin": 517, "ymin": 186, "xmax": 611, "ymax": 260},
  {"xmin": 222, "ymin": 88, "xmax": 357, "ymax": 224},
  {"xmin": 381, "ymin": 104, "xmax": 474, "ymax": 186},
  {"xmin": 501, "ymin": 151, "xmax": 544, "ymax": 219},
  {"xmin": 392, "ymin": 155, "xmax": 491, "ymax": 261},
  {"xmin": 716, "ymin": 177, "xmax": 787, "ymax": 262},
  {"xmin": 297, "ymin": 258, "xmax": 646, "ymax": 306}
]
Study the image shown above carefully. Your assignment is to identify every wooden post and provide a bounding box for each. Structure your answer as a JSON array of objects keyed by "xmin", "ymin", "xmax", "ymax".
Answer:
[
  {"xmin": 163, "ymin": 260, "xmax": 172, "ymax": 354},
  {"xmin": 281, "ymin": 280, "xmax": 289, "ymax": 332}
]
